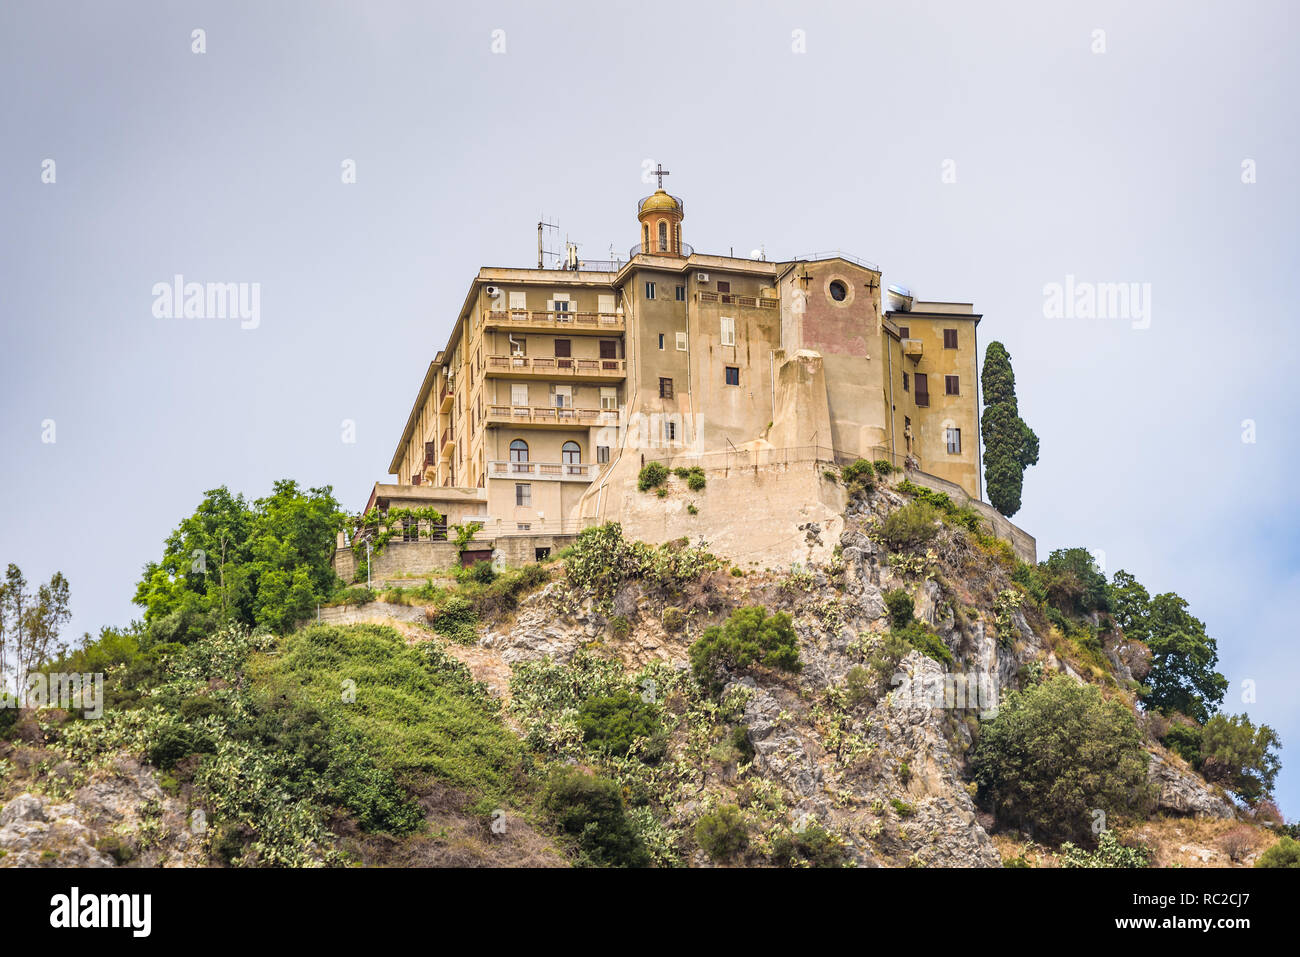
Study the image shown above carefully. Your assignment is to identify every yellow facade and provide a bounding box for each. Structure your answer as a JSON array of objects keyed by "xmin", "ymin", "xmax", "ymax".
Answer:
[{"xmin": 382, "ymin": 188, "xmax": 984, "ymax": 535}]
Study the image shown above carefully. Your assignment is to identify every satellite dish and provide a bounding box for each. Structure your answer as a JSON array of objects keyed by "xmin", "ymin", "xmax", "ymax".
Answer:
[{"xmin": 750, "ymin": 248, "xmax": 763, "ymax": 259}]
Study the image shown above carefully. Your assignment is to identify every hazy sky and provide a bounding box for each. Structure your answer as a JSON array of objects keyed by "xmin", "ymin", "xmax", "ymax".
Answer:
[{"xmin": 3, "ymin": 0, "xmax": 1298, "ymax": 814}]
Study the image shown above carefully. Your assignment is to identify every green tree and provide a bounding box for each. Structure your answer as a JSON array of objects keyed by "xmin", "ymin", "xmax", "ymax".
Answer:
[
  {"xmin": 1107, "ymin": 569, "xmax": 1227, "ymax": 723},
  {"xmin": 1040, "ymin": 548, "xmax": 1110, "ymax": 616},
  {"xmin": 134, "ymin": 481, "xmax": 345, "ymax": 642},
  {"xmin": 972, "ymin": 674, "xmax": 1151, "ymax": 843},
  {"xmin": 980, "ymin": 342, "xmax": 1039, "ymax": 517},
  {"xmin": 1256, "ymin": 836, "xmax": 1300, "ymax": 868},
  {"xmin": 1199, "ymin": 712, "xmax": 1281, "ymax": 805}
]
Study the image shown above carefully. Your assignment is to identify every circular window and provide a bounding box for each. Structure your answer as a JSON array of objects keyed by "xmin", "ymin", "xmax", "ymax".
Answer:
[{"xmin": 828, "ymin": 280, "xmax": 848, "ymax": 301}]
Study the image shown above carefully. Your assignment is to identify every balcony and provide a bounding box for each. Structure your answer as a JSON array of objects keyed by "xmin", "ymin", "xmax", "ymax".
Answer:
[
  {"xmin": 483, "ymin": 310, "xmax": 624, "ymax": 333},
  {"xmin": 697, "ymin": 291, "xmax": 777, "ymax": 309},
  {"xmin": 486, "ymin": 405, "xmax": 621, "ymax": 429},
  {"xmin": 628, "ymin": 241, "xmax": 694, "ymax": 259},
  {"xmin": 488, "ymin": 460, "xmax": 597, "ymax": 482},
  {"xmin": 484, "ymin": 354, "xmax": 626, "ymax": 380},
  {"xmin": 440, "ymin": 427, "xmax": 453, "ymax": 456},
  {"xmin": 438, "ymin": 380, "xmax": 453, "ymax": 412},
  {"xmin": 902, "ymin": 338, "xmax": 923, "ymax": 360}
]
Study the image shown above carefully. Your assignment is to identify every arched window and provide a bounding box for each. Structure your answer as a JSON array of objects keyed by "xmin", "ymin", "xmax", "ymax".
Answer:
[
  {"xmin": 658, "ymin": 220, "xmax": 668, "ymax": 251},
  {"xmin": 562, "ymin": 441, "xmax": 581, "ymax": 464},
  {"xmin": 642, "ymin": 224, "xmax": 649, "ymax": 250},
  {"xmin": 510, "ymin": 439, "xmax": 529, "ymax": 462}
]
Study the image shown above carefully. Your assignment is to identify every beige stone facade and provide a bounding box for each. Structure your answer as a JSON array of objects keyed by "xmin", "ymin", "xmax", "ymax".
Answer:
[{"xmin": 378, "ymin": 185, "xmax": 989, "ymax": 550}]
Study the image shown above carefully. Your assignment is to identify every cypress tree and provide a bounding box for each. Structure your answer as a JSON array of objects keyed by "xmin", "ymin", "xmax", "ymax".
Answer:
[{"xmin": 980, "ymin": 342, "xmax": 1038, "ymax": 517}]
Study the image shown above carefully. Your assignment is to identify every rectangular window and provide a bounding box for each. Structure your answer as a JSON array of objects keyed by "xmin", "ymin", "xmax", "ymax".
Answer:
[
  {"xmin": 516, "ymin": 523, "xmax": 531, "ymax": 531},
  {"xmin": 720, "ymin": 317, "xmax": 736, "ymax": 346},
  {"xmin": 946, "ymin": 428, "xmax": 962, "ymax": 454},
  {"xmin": 902, "ymin": 371, "xmax": 910, "ymax": 392},
  {"xmin": 597, "ymin": 445, "xmax": 610, "ymax": 464},
  {"xmin": 914, "ymin": 373, "xmax": 929, "ymax": 407},
  {"xmin": 554, "ymin": 338, "xmax": 571, "ymax": 358},
  {"xmin": 552, "ymin": 294, "xmax": 570, "ymax": 318},
  {"xmin": 675, "ymin": 331, "xmax": 687, "ymax": 351},
  {"xmin": 943, "ymin": 328, "xmax": 958, "ymax": 349},
  {"xmin": 717, "ymin": 280, "xmax": 731, "ymax": 294},
  {"xmin": 552, "ymin": 384, "xmax": 572, "ymax": 408},
  {"xmin": 945, "ymin": 375, "xmax": 960, "ymax": 395},
  {"xmin": 659, "ymin": 377, "xmax": 673, "ymax": 398},
  {"xmin": 658, "ymin": 333, "xmax": 665, "ymax": 350},
  {"xmin": 898, "ymin": 326, "xmax": 910, "ymax": 339},
  {"xmin": 665, "ymin": 420, "xmax": 677, "ymax": 441},
  {"xmin": 600, "ymin": 386, "xmax": 617, "ymax": 410},
  {"xmin": 597, "ymin": 293, "xmax": 615, "ymax": 314},
  {"xmin": 515, "ymin": 483, "xmax": 531, "ymax": 507},
  {"xmin": 725, "ymin": 366, "xmax": 740, "ymax": 386},
  {"xmin": 645, "ymin": 281, "xmax": 656, "ymax": 299},
  {"xmin": 599, "ymin": 339, "xmax": 617, "ymax": 359},
  {"xmin": 508, "ymin": 291, "xmax": 527, "ymax": 311},
  {"xmin": 511, "ymin": 383, "xmax": 528, "ymax": 406},
  {"xmin": 675, "ymin": 285, "xmax": 686, "ymax": 301}
]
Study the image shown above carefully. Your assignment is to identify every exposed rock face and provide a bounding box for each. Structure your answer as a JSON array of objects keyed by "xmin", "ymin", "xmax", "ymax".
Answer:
[
  {"xmin": 1148, "ymin": 752, "xmax": 1236, "ymax": 820},
  {"xmin": 0, "ymin": 793, "xmax": 114, "ymax": 867},
  {"xmin": 0, "ymin": 757, "xmax": 207, "ymax": 868}
]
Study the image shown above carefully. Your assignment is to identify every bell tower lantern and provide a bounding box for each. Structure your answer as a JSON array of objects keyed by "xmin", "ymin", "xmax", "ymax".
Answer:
[{"xmin": 635, "ymin": 163, "xmax": 686, "ymax": 256}]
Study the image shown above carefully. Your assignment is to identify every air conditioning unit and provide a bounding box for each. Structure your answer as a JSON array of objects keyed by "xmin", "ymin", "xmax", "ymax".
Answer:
[
  {"xmin": 485, "ymin": 285, "xmax": 501, "ymax": 298},
  {"xmin": 696, "ymin": 272, "xmax": 709, "ymax": 282}
]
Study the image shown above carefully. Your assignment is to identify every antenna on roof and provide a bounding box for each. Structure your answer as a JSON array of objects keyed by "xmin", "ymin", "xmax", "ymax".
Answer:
[{"xmin": 537, "ymin": 218, "xmax": 558, "ymax": 268}]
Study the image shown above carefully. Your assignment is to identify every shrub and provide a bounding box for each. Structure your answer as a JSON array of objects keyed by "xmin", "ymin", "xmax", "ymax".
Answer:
[
  {"xmin": 972, "ymin": 675, "xmax": 1151, "ymax": 843},
  {"xmin": 878, "ymin": 502, "xmax": 940, "ymax": 551},
  {"xmin": 883, "ymin": 588, "xmax": 915, "ymax": 629},
  {"xmin": 686, "ymin": 503, "xmax": 699, "ymax": 515},
  {"xmin": 1256, "ymin": 835, "xmax": 1300, "ymax": 868},
  {"xmin": 891, "ymin": 798, "xmax": 915, "ymax": 817},
  {"xmin": 0, "ymin": 700, "xmax": 18, "ymax": 740},
  {"xmin": 695, "ymin": 804, "xmax": 749, "ymax": 861},
  {"xmin": 894, "ymin": 619, "xmax": 953, "ymax": 666},
  {"xmin": 540, "ymin": 767, "xmax": 649, "ymax": 867},
  {"xmin": 1059, "ymin": 830, "xmax": 1153, "ymax": 868},
  {"xmin": 1162, "ymin": 722, "xmax": 1202, "ymax": 764},
  {"xmin": 638, "ymin": 462, "xmax": 669, "ymax": 492},
  {"xmin": 427, "ymin": 594, "xmax": 479, "ymax": 643},
  {"xmin": 840, "ymin": 459, "xmax": 876, "ymax": 493},
  {"xmin": 147, "ymin": 723, "xmax": 215, "ymax": 771},
  {"xmin": 661, "ymin": 607, "xmax": 684, "ymax": 633},
  {"xmin": 845, "ymin": 666, "xmax": 874, "ymax": 707},
  {"xmin": 456, "ymin": 560, "xmax": 497, "ymax": 585},
  {"xmin": 674, "ymin": 466, "xmax": 706, "ymax": 491},
  {"xmin": 872, "ymin": 459, "xmax": 897, "ymax": 477},
  {"xmin": 609, "ymin": 615, "xmax": 631, "ymax": 640},
  {"xmin": 689, "ymin": 606, "xmax": 801, "ymax": 691},
  {"xmin": 1218, "ymin": 826, "xmax": 1257, "ymax": 863},
  {"xmin": 769, "ymin": 822, "xmax": 848, "ymax": 867},
  {"xmin": 577, "ymin": 690, "xmax": 660, "ymax": 756}
]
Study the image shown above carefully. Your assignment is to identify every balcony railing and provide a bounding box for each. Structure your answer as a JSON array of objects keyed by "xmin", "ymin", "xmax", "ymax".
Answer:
[
  {"xmin": 697, "ymin": 291, "xmax": 777, "ymax": 308},
  {"xmin": 440, "ymin": 427, "xmax": 453, "ymax": 452},
  {"xmin": 485, "ymin": 355, "xmax": 626, "ymax": 377},
  {"xmin": 487, "ymin": 460, "xmax": 596, "ymax": 482},
  {"xmin": 902, "ymin": 338, "xmax": 923, "ymax": 359},
  {"xmin": 628, "ymin": 241, "xmax": 693, "ymax": 258},
  {"xmin": 438, "ymin": 381, "xmax": 453, "ymax": 411},
  {"xmin": 486, "ymin": 405, "xmax": 621, "ymax": 427},
  {"xmin": 483, "ymin": 310, "xmax": 624, "ymax": 330}
]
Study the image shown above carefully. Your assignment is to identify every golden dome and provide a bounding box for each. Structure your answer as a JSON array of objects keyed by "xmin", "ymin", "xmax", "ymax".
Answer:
[{"xmin": 638, "ymin": 189, "xmax": 683, "ymax": 217}]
